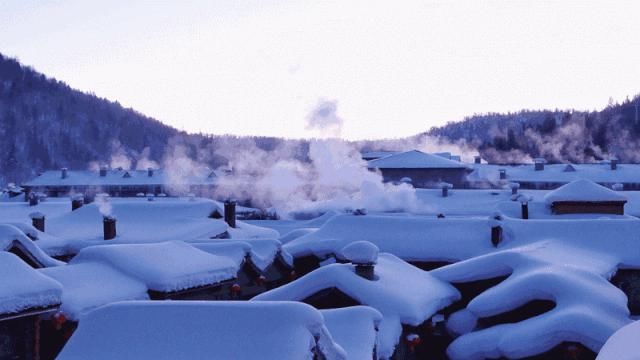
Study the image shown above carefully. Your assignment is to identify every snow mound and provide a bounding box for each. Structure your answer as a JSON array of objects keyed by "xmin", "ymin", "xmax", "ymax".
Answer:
[
  {"xmin": 0, "ymin": 223, "xmax": 65, "ymax": 267},
  {"xmin": 544, "ymin": 179, "xmax": 627, "ymax": 204},
  {"xmin": 57, "ymin": 301, "xmax": 346, "ymax": 360},
  {"xmin": 0, "ymin": 252, "xmax": 62, "ymax": 314},
  {"xmin": 70, "ymin": 241, "xmax": 239, "ymax": 292},
  {"xmin": 253, "ymin": 253, "xmax": 459, "ymax": 358},
  {"xmin": 597, "ymin": 320, "xmax": 640, "ymax": 360},
  {"xmin": 432, "ymin": 240, "xmax": 632, "ymax": 359},
  {"xmin": 341, "ymin": 241, "xmax": 379, "ymax": 264}
]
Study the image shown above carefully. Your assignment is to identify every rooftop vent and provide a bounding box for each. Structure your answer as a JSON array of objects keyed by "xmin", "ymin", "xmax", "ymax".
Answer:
[
  {"xmin": 103, "ymin": 216, "xmax": 116, "ymax": 240},
  {"xmin": 474, "ymin": 155, "xmax": 482, "ymax": 164},
  {"xmin": 499, "ymin": 169, "xmax": 507, "ymax": 180},
  {"xmin": 440, "ymin": 182, "xmax": 453, "ymax": 197},
  {"xmin": 99, "ymin": 165, "xmax": 108, "ymax": 177},
  {"xmin": 224, "ymin": 200, "xmax": 236, "ymax": 228},
  {"xmin": 611, "ymin": 158, "xmax": 618, "ymax": 170},
  {"xmin": 563, "ymin": 164, "xmax": 576, "ymax": 172},
  {"xmin": 29, "ymin": 212, "xmax": 45, "ymax": 232},
  {"xmin": 61, "ymin": 167, "xmax": 68, "ymax": 179},
  {"xmin": 508, "ymin": 182, "xmax": 520, "ymax": 195},
  {"xmin": 534, "ymin": 158, "xmax": 545, "ymax": 171},
  {"xmin": 148, "ymin": 168, "xmax": 154, "ymax": 177}
]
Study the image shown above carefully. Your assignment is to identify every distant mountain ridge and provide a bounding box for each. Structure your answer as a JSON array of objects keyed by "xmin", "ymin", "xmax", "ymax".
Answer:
[{"xmin": 1, "ymin": 52, "xmax": 639, "ymax": 185}]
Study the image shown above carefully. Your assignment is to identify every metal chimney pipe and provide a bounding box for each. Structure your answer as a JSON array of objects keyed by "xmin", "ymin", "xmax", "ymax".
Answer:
[
  {"xmin": 611, "ymin": 158, "xmax": 618, "ymax": 170},
  {"xmin": 491, "ymin": 225, "xmax": 502, "ymax": 247},
  {"xmin": 71, "ymin": 197, "xmax": 84, "ymax": 211},
  {"xmin": 224, "ymin": 200, "xmax": 237, "ymax": 228},
  {"xmin": 148, "ymin": 168, "xmax": 154, "ymax": 177},
  {"xmin": 61, "ymin": 167, "xmax": 68, "ymax": 179},
  {"xmin": 499, "ymin": 169, "xmax": 506, "ymax": 180},
  {"xmin": 103, "ymin": 216, "xmax": 117, "ymax": 240},
  {"xmin": 99, "ymin": 165, "xmax": 108, "ymax": 177},
  {"xmin": 521, "ymin": 202, "xmax": 529, "ymax": 219}
]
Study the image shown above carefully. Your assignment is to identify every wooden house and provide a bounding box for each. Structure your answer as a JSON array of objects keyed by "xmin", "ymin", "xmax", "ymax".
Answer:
[{"xmin": 543, "ymin": 179, "xmax": 627, "ymax": 215}]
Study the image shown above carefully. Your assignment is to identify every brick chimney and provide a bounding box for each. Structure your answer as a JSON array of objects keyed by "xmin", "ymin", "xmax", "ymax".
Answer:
[
  {"xmin": 61, "ymin": 167, "xmax": 68, "ymax": 179},
  {"xmin": 103, "ymin": 216, "xmax": 117, "ymax": 240},
  {"xmin": 499, "ymin": 169, "xmax": 506, "ymax": 180},
  {"xmin": 521, "ymin": 200, "xmax": 529, "ymax": 220},
  {"xmin": 148, "ymin": 168, "xmax": 154, "ymax": 177},
  {"xmin": 534, "ymin": 158, "xmax": 545, "ymax": 171},
  {"xmin": 224, "ymin": 200, "xmax": 236, "ymax": 228},
  {"xmin": 441, "ymin": 182, "xmax": 452, "ymax": 197},
  {"xmin": 99, "ymin": 165, "xmax": 108, "ymax": 177},
  {"xmin": 509, "ymin": 182, "xmax": 520, "ymax": 195},
  {"xmin": 490, "ymin": 214, "xmax": 502, "ymax": 247},
  {"xmin": 611, "ymin": 158, "xmax": 618, "ymax": 170},
  {"xmin": 29, "ymin": 212, "xmax": 45, "ymax": 232},
  {"xmin": 341, "ymin": 241, "xmax": 379, "ymax": 281},
  {"xmin": 71, "ymin": 195, "xmax": 84, "ymax": 211}
]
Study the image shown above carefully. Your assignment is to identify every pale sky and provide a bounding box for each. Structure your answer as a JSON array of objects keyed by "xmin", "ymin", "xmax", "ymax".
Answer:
[{"xmin": 1, "ymin": 0, "xmax": 639, "ymax": 140}]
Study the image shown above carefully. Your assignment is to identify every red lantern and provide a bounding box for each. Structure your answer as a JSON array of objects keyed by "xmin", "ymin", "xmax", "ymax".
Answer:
[
  {"xmin": 52, "ymin": 312, "xmax": 66, "ymax": 330},
  {"xmin": 406, "ymin": 334, "xmax": 421, "ymax": 353},
  {"xmin": 256, "ymin": 275, "xmax": 266, "ymax": 286},
  {"xmin": 289, "ymin": 270, "xmax": 297, "ymax": 281},
  {"xmin": 231, "ymin": 283, "xmax": 241, "ymax": 295}
]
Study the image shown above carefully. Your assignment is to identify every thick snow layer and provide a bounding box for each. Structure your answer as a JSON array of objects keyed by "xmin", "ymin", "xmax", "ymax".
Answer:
[
  {"xmin": 543, "ymin": 179, "xmax": 627, "ymax": 204},
  {"xmin": 0, "ymin": 198, "xmax": 71, "ymax": 223},
  {"xmin": 0, "ymin": 252, "xmax": 62, "ymax": 314},
  {"xmin": 39, "ymin": 262, "xmax": 148, "ymax": 321},
  {"xmin": 227, "ymin": 220, "xmax": 280, "ymax": 239},
  {"xmin": 192, "ymin": 238, "xmax": 282, "ymax": 272},
  {"xmin": 341, "ymin": 241, "xmax": 379, "ymax": 264},
  {"xmin": 431, "ymin": 236, "xmax": 630, "ymax": 359},
  {"xmin": 284, "ymin": 215, "xmax": 494, "ymax": 262},
  {"xmin": 57, "ymin": 301, "xmax": 346, "ymax": 360},
  {"xmin": 321, "ymin": 306, "xmax": 382, "ymax": 360},
  {"xmin": 597, "ymin": 320, "xmax": 640, "ymax": 360},
  {"xmin": 0, "ymin": 224, "xmax": 65, "ymax": 267},
  {"xmin": 191, "ymin": 241, "xmax": 251, "ymax": 268},
  {"xmin": 279, "ymin": 228, "xmax": 318, "ymax": 244},
  {"xmin": 367, "ymin": 150, "xmax": 468, "ymax": 169},
  {"xmin": 253, "ymin": 253, "xmax": 459, "ymax": 358},
  {"xmin": 35, "ymin": 198, "xmax": 229, "ymax": 255},
  {"xmin": 70, "ymin": 241, "xmax": 238, "ymax": 292}
]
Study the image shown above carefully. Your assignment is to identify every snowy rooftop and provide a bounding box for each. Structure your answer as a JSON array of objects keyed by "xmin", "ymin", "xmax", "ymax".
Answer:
[
  {"xmin": 543, "ymin": 179, "xmax": 627, "ymax": 204},
  {"xmin": 321, "ymin": 306, "xmax": 382, "ymax": 359},
  {"xmin": 469, "ymin": 162, "xmax": 640, "ymax": 184},
  {"xmin": 22, "ymin": 168, "xmax": 217, "ymax": 187},
  {"xmin": 598, "ymin": 320, "xmax": 640, "ymax": 360},
  {"xmin": 284, "ymin": 215, "xmax": 495, "ymax": 263},
  {"xmin": 0, "ymin": 223, "xmax": 65, "ymax": 267},
  {"xmin": 367, "ymin": 150, "xmax": 469, "ymax": 169},
  {"xmin": 70, "ymin": 241, "xmax": 239, "ymax": 292},
  {"xmin": 0, "ymin": 252, "xmax": 62, "ymax": 315},
  {"xmin": 39, "ymin": 262, "xmax": 148, "ymax": 321},
  {"xmin": 253, "ymin": 253, "xmax": 459, "ymax": 358},
  {"xmin": 57, "ymin": 301, "xmax": 346, "ymax": 360}
]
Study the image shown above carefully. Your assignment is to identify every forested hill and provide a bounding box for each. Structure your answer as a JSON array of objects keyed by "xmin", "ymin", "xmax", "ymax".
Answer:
[{"xmin": 424, "ymin": 98, "xmax": 640, "ymax": 164}]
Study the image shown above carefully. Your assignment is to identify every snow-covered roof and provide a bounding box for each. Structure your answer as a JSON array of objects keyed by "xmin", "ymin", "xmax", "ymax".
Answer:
[
  {"xmin": 70, "ymin": 241, "xmax": 239, "ymax": 292},
  {"xmin": 0, "ymin": 223, "xmax": 65, "ymax": 267},
  {"xmin": 543, "ymin": 179, "xmax": 627, "ymax": 204},
  {"xmin": 469, "ymin": 163, "xmax": 640, "ymax": 185},
  {"xmin": 39, "ymin": 262, "xmax": 148, "ymax": 321},
  {"xmin": 22, "ymin": 168, "xmax": 217, "ymax": 187},
  {"xmin": 193, "ymin": 238, "xmax": 282, "ymax": 272},
  {"xmin": 321, "ymin": 306, "xmax": 382, "ymax": 359},
  {"xmin": 57, "ymin": 301, "xmax": 346, "ymax": 360},
  {"xmin": 253, "ymin": 253, "xmax": 459, "ymax": 358},
  {"xmin": 0, "ymin": 252, "xmax": 62, "ymax": 315},
  {"xmin": 284, "ymin": 215, "xmax": 495, "ymax": 263},
  {"xmin": 598, "ymin": 320, "xmax": 640, "ymax": 360},
  {"xmin": 367, "ymin": 150, "xmax": 469, "ymax": 169}
]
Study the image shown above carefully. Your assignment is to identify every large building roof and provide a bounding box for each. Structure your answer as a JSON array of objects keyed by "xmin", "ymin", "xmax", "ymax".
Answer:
[
  {"xmin": 543, "ymin": 179, "xmax": 627, "ymax": 204},
  {"xmin": 367, "ymin": 150, "xmax": 469, "ymax": 169},
  {"xmin": 22, "ymin": 168, "xmax": 217, "ymax": 187}
]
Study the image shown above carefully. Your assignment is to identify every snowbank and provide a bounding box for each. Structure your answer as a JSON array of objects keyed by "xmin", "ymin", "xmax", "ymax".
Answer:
[
  {"xmin": 70, "ymin": 241, "xmax": 238, "ymax": 292},
  {"xmin": 253, "ymin": 253, "xmax": 459, "ymax": 358},
  {"xmin": 57, "ymin": 301, "xmax": 346, "ymax": 360},
  {"xmin": 597, "ymin": 320, "xmax": 640, "ymax": 360},
  {"xmin": 0, "ymin": 252, "xmax": 62, "ymax": 314}
]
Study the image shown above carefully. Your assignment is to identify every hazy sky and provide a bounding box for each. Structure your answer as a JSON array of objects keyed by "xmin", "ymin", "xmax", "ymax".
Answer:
[{"xmin": 1, "ymin": 0, "xmax": 640, "ymax": 140}]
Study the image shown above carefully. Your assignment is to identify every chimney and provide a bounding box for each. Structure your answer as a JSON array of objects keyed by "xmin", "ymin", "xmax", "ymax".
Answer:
[
  {"xmin": 509, "ymin": 182, "xmax": 520, "ymax": 195},
  {"xmin": 441, "ymin": 183, "xmax": 452, "ymax": 197},
  {"xmin": 71, "ymin": 195, "xmax": 84, "ymax": 211},
  {"xmin": 611, "ymin": 158, "xmax": 618, "ymax": 170},
  {"xmin": 224, "ymin": 200, "xmax": 236, "ymax": 228},
  {"xmin": 29, "ymin": 212, "xmax": 45, "ymax": 232},
  {"xmin": 499, "ymin": 169, "xmax": 506, "ymax": 180},
  {"xmin": 148, "ymin": 168, "xmax": 154, "ymax": 177},
  {"xmin": 490, "ymin": 214, "xmax": 502, "ymax": 247},
  {"xmin": 28, "ymin": 193, "xmax": 39, "ymax": 206},
  {"xmin": 61, "ymin": 167, "xmax": 68, "ymax": 179},
  {"xmin": 521, "ymin": 201, "xmax": 529, "ymax": 220},
  {"xmin": 474, "ymin": 155, "xmax": 482, "ymax": 164},
  {"xmin": 534, "ymin": 158, "xmax": 545, "ymax": 171},
  {"xmin": 99, "ymin": 165, "xmax": 108, "ymax": 177},
  {"xmin": 341, "ymin": 241, "xmax": 379, "ymax": 281},
  {"xmin": 103, "ymin": 216, "xmax": 117, "ymax": 240}
]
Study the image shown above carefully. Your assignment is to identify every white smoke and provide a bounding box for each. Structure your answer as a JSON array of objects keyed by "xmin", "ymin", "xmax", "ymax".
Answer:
[
  {"xmin": 306, "ymin": 99, "xmax": 343, "ymax": 138},
  {"xmin": 135, "ymin": 147, "xmax": 159, "ymax": 170},
  {"xmin": 94, "ymin": 193, "xmax": 112, "ymax": 217}
]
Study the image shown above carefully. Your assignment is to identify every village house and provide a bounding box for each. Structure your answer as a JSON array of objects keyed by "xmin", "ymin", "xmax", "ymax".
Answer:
[
  {"xmin": 0, "ymin": 252, "xmax": 62, "ymax": 360},
  {"xmin": 21, "ymin": 166, "xmax": 218, "ymax": 199},
  {"xmin": 543, "ymin": 179, "xmax": 627, "ymax": 215},
  {"xmin": 367, "ymin": 150, "xmax": 472, "ymax": 188},
  {"xmin": 254, "ymin": 241, "xmax": 460, "ymax": 359}
]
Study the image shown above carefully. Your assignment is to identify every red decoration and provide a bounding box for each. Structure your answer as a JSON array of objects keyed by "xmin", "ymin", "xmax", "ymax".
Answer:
[
  {"xmin": 52, "ymin": 312, "xmax": 66, "ymax": 330},
  {"xmin": 407, "ymin": 334, "xmax": 421, "ymax": 353},
  {"xmin": 231, "ymin": 283, "xmax": 241, "ymax": 294},
  {"xmin": 289, "ymin": 270, "xmax": 297, "ymax": 281},
  {"xmin": 256, "ymin": 275, "xmax": 266, "ymax": 286}
]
